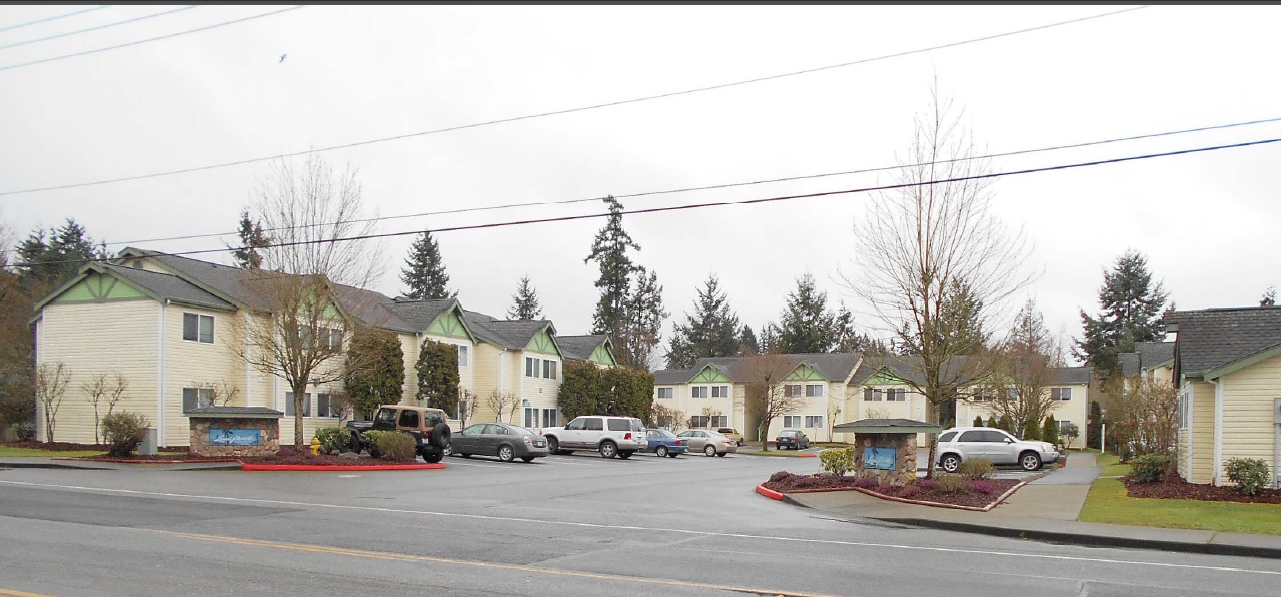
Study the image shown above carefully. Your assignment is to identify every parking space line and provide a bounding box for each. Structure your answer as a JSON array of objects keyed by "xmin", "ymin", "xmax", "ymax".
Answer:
[{"xmin": 439, "ymin": 460, "xmax": 507, "ymax": 469}]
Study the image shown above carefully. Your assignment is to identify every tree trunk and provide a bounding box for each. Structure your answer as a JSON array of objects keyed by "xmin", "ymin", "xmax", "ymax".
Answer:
[
  {"xmin": 925, "ymin": 398, "xmax": 939, "ymax": 478},
  {"xmin": 293, "ymin": 382, "xmax": 307, "ymax": 450},
  {"xmin": 760, "ymin": 421, "xmax": 770, "ymax": 451}
]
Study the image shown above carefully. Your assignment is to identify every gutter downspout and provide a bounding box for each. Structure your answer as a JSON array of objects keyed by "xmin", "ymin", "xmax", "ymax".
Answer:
[
  {"xmin": 157, "ymin": 300, "xmax": 167, "ymax": 447},
  {"xmin": 244, "ymin": 312, "xmax": 253, "ymax": 407},
  {"xmin": 1211, "ymin": 378, "xmax": 1224, "ymax": 486},
  {"xmin": 497, "ymin": 349, "xmax": 505, "ymax": 422}
]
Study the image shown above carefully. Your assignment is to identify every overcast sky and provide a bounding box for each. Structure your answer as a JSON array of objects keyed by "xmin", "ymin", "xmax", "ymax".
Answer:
[{"xmin": 2, "ymin": 5, "xmax": 1279, "ymax": 365}]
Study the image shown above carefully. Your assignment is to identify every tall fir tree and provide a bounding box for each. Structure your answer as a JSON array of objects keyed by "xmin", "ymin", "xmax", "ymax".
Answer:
[
  {"xmin": 664, "ymin": 274, "xmax": 742, "ymax": 369},
  {"xmin": 229, "ymin": 209, "xmax": 270, "ymax": 269},
  {"xmin": 1074, "ymin": 250, "xmax": 1170, "ymax": 376},
  {"xmin": 400, "ymin": 231, "xmax": 455, "ymax": 300},
  {"xmin": 585, "ymin": 196, "xmax": 639, "ymax": 344},
  {"xmin": 18, "ymin": 218, "xmax": 104, "ymax": 292},
  {"xmin": 738, "ymin": 324, "xmax": 760, "ymax": 356},
  {"xmin": 833, "ymin": 301, "xmax": 881, "ymax": 353},
  {"xmin": 621, "ymin": 266, "xmax": 667, "ymax": 370},
  {"xmin": 507, "ymin": 275, "xmax": 543, "ymax": 320},
  {"xmin": 759, "ymin": 323, "xmax": 781, "ymax": 353},
  {"xmin": 775, "ymin": 273, "xmax": 839, "ymax": 354}
]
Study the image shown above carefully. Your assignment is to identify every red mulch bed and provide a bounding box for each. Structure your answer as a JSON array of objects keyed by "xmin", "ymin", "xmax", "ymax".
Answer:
[
  {"xmin": 762, "ymin": 472, "xmax": 1019, "ymax": 509},
  {"xmin": 3, "ymin": 441, "xmax": 109, "ymax": 451},
  {"xmin": 1124, "ymin": 476, "xmax": 1281, "ymax": 504}
]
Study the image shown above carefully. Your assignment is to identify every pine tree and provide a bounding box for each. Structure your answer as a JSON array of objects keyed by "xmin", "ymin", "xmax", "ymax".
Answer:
[
  {"xmin": 738, "ymin": 325, "xmax": 760, "ymax": 356},
  {"xmin": 1262, "ymin": 286, "xmax": 1277, "ymax": 307},
  {"xmin": 986, "ymin": 415, "xmax": 998, "ymax": 429},
  {"xmin": 585, "ymin": 196, "xmax": 639, "ymax": 344},
  {"xmin": 1043, "ymin": 414, "xmax": 1060, "ymax": 446},
  {"xmin": 229, "ymin": 209, "xmax": 270, "ymax": 269},
  {"xmin": 973, "ymin": 415, "xmax": 984, "ymax": 428},
  {"xmin": 833, "ymin": 301, "xmax": 880, "ymax": 353},
  {"xmin": 19, "ymin": 219, "xmax": 103, "ymax": 291},
  {"xmin": 775, "ymin": 273, "xmax": 838, "ymax": 354},
  {"xmin": 1023, "ymin": 419, "xmax": 1041, "ymax": 441},
  {"xmin": 620, "ymin": 266, "xmax": 667, "ymax": 370},
  {"xmin": 507, "ymin": 276, "xmax": 543, "ymax": 320},
  {"xmin": 664, "ymin": 274, "xmax": 741, "ymax": 369},
  {"xmin": 400, "ymin": 231, "xmax": 455, "ymax": 300},
  {"xmin": 1087, "ymin": 400, "xmax": 1103, "ymax": 450},
  {"xmin": 1075, "ymin": 250, "xmax": 1170, "ymax": 375},
  {"xmin": 760, "ymin": 323, "xmax": 781, "ymax": 353}
]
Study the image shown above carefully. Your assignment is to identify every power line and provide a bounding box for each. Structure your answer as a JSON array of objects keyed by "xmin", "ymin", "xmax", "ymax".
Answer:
[
  {"xmin": 0, "ymin": 6, "xmax": 109, "ymax": 35},
  {"xmin": 16, "ymin": 134, "xmax": 1280, "ymax": 268},
  {"xmin": 103, "ymin": 113, "xmax": 1281, "ymax": 247},
  {"xmin": 0, "ymin": 5, "xmax": 1149, "ymax": 197},
  {"xmin": 0, "ymin": 6, "xmax": 198, "ymax": 52},
  {"xmin": 0, "ymin": 5, "xmax": 304, "ymax": 73}
]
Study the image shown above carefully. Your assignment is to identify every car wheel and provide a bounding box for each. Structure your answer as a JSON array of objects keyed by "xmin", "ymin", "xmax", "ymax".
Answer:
[
  {"xmin": 940, "ymin": 454, "xmax": 961, "ymax": 473},
  {"xmin": 667, "ymin": 452, "xmax": 679, "ymax": 458},
  {"xmin": 618, "ymin": 451, "xmax": 632, "ymax": 460},
  {"xmin": 459, "ymin": 453, "xmax": 471, "ymax": 458},
  {"xmin": 656, "ymin": 446, "xmax": 669, "ymax": 458},
  {"xmin": 737, "ymin": 440, "xmax": 743, "ymax": 447},
  {"xmin": 442, "ymin": 443, "xmax": 453, "ymax": 457},
  {"xmin": 599, "ymin": 441, "xmax": 618, "ymax": 459},
  {"xmin": 498, "ymin": 445, "xmax": 515, "ymax": 463},
  {"xmin": 546, "ymin": 437, "xmax": 561, "ymax": 455},
  {"xmin": 1020, "ymin": 451, "xmax": 1042, "ymax": 471},
  {"xmin": 422, "ymin": 450, "xmax": 444, "ymax": 464},
  {"xmin": 716, "ymin": 451, "xmax": 726, "ymax": 457},
  {"xmin": 521, "ymin": 456, "xmax": 535, "ymax": 463},
  {"xmin": 704, "ymin": 445, "xmax": 716, "ymax": 457}
]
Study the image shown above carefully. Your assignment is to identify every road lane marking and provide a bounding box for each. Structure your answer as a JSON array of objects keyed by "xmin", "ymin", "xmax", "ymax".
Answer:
[
  {"xmin": 436, "ymin": 460, "xmax": 506, "ymax": 469},
  {"xmin": 0, "ymin": 589, "xmax": 62, "ymax": 597},
  {"xmin": 140, "ymin": 528, "xmax": 848, "ymax": 597},
  {"xmin": 4, "ymin": 479, "xmax": 1280, "ymax": 577}
]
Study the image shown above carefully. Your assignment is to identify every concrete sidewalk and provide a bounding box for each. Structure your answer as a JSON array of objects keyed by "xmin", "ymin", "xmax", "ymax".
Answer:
[
  {"xmin": 784, "ymin": 453, "xmax": 1281, "ymax": 559},
  {"xmin": 0, "ymin": 457, "xmax": 241, "ymax": 471}
]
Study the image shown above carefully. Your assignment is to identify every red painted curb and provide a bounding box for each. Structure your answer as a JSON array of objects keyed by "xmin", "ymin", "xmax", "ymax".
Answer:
[
  {"xmin": 241, "ymin": 463, "xmax": 448, "ymax": 471},
  {"xmin": 796, "ymin": 453, "xmax": 817, "ymax": 459},
  {"xmin": 755, "ymin": 484, "xmax": 785, "ymax": 501}
]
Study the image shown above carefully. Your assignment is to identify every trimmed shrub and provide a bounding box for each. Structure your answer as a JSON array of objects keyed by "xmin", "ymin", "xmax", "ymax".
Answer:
[
  {"xmin": 935, "ymin": 475, "xmax": 968, "ymax": 493},
  {"xmin": 314, "ymin": 427, "xmax": 351, "ymax": 455},
  {"xmin": 968, "ymin": 480, "xmax": 999, "ymax": 495},
  {"xmin": 853, "ymin": 476, "xmax": 879, "ymax": 488},
  {"xmin": 819, "ymin": 447, "xmax": 854, "ymax": 476},
  {"xmin": 1042, "ymin": 414, "xmax": 1060, "ymax": 447},
  {"xmin": 917, "ymin": 478, "xmax": 937, "ymax": 490},
  {"xmin": 373, "ymin": 430, "xmax": 417, "ymax": 462},
  {"xmin": 101, "ymin": 411, "xmax": 148, "ymax": 457},
  {"xmin": 11, "ymin": 422, "xmax": 35, "ymax": 442},
  {"xmin": 898, "ymin": 485, "xmax": 921, "ymax": 499},
  {"xmin": 973, "ymin": 415, "xmax": 984, "ymax": 428},
  {"xmin": 986, "ymin": 415, "xmax": 998, "ymax": 429},
  {"xmin": 1224, "ymin": 458, "xmax": 1271, "ymax": 496},
  {"xmin": 1023, "ymin": 420, "xmax": 1041, "ymax": 441},
  {"xmin": 956, "ymin": 458, "xmax": 995, "ymax": 480},
  {"xmin": 997, "ymin": 415, "xmax": 1013, "ymax": 434},
  {"xmin": 1129, "ymin": 453, "xmax": 1172, "ymax": 483},
  {"xmin": 792, "ymin": 475, "xmax": 819, "ymax": 489},
  {"xmin": 362, "ymin": 430, "xmax": 384, "ymax": 458}
]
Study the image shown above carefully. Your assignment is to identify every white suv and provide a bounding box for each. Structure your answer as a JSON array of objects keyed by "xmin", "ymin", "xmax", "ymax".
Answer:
[
  {"xmin": 935, "ymin": 427, "xmax": 1061, "ymax": 472},
  {"xmin": 541, "ymin": 415, "xmax": 647, "ymax": 459}
]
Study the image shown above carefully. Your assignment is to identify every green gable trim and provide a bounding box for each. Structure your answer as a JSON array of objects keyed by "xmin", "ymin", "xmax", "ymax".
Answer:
[
  {"xmin": 690, "ymin": 365, "xmax": 730, "ymax": 383},
  {"xmin": 862, "ymin": 370, "xmax": 907, "ymax": 387},
  {"xmin": 427, "ymin": 307, "xmax": 471, "ymax": 340},
  {"xmin": 784, "ymin": 363, "xmax": 825, "ymax": 381},
  {"xmin": 589, "ymin": 343, "xmax": 616, "ymax": 367},
  {"xmin": 52, "ymin": 271, "xmax": 147, "ymax": 304},
  {"xmin": 525, "ymin": 327, "xmax": 559, "ymax": 356},
  {"xmin": 1203, "ymin": 343, "xmax": 1281, "ymax": 381}
]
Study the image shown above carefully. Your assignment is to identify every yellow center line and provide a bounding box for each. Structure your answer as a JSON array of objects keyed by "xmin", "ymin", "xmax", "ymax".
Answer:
[
  {"xmin": 141, "ymin": 528, "xmax": 850, "ymax": 597},
  {"xmin": 0, "ymin": 589, "xmax": 62, "ymax": 597}
]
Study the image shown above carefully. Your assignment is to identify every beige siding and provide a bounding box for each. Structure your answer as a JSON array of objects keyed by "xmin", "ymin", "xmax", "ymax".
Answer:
[
  {"xmin": 1178, "ymin": 428, "xmax": 1190, "ymax": 480},
  {"xmin": 1187, "ymin": 381, "xmax": 1216, "ymax": 484},
  {"xmin": 1220, "ymin": 354, "xmax": 1281, "ymax": 476},
  {"xmin": 516, "ymin": 351, "xmax": 560, "ymax": 425},
  {"xmin": 954, "ymin": 383, "xmax": 1090, "ymax": 448},
  {"xmin": 162, "ymin": 305, "xmax": 246, "ymax": 446},
  {"xmin": 35, "ymin": 300, "xmax": 160, "ymax": 444},
  {"xmin": 471, "ymin": 344, "xmax": 522, "ymax": 423}
]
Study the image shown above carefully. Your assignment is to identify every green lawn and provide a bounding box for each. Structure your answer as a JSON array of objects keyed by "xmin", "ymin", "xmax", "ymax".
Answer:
[
  {"xmin": 1079, "ymin": 478, "xmax": 1281, "ymax": 536},
  {"xmin": 0, "ymin": 446, "xmax": 104, "ymax": 458},
  {"xmin": 1094, "ymin": 453, "xmax": 1129, "ymax": 478}
]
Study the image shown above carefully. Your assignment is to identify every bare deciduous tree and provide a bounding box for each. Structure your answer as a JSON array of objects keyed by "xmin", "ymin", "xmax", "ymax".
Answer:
[
  {"xmin": 485, "ymin": 390, "xmax": 518, "ymax": 424},
  {"xmin": 699, "ymin": 405, "xmax": 721, "ymax": 428},
  {"xmin": 845, "ymin": 83, "xmax": 1032, "ymax": 476},
  {"xmin": 1105, "ymin": 378, "xmax": 1180, "ymax": 457},
  {"xmin": 649, "ymin": 403, "xmax": 683, "ymax": 430},
  {"xmin": 863, "ymin": 407, "xmax": 892, "ymax": 420},
  {"xmin": 826, "ymin": 395, "xmax": 843, "ymax": 443},
  {"xmin": 457, "ymin": 388, "xmax": 477, "ymax": 427},
  {"xmin": 36, "ymin": 362, "xmax": 71, "ymax": 442},
  {"xmin": 194, "ymin": 379, "xmax": 240, "ymax": 408},
  {"xmin": 228, "ymin": 154, "xmax": 386, "ymax": 450},
  {"xmin": 736, "ymin": 352, "xmax": 803, "ymax": 451},
  {"xmin": 80, "ymin": 373, "xmax": 129, "ymax": 444},
  {"xmin": 976, "ymin": 298, "xmax": 1062, "ymax": 439}
]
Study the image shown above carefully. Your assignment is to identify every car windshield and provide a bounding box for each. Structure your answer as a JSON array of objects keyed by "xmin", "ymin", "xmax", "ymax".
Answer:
[
  {"xmin": 630, "ymin": 419, "xmax": 645, "ymax": 431},
  {"xmin": 780, "ymin": 431, "xmax": 797, "ymax": 437},
  {"xmin": 508, "ymin": 426, "xmax": 536, "ymax": 436},
  {"xmin": 650, "ymin": 429, "xmax": 675, "ymax": 438}
]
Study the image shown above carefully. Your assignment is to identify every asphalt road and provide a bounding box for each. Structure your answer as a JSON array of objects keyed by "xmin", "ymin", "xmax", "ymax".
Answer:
[{"xmin": 2, "ymin": 452, "xmax": 1279, "ymax": 597}]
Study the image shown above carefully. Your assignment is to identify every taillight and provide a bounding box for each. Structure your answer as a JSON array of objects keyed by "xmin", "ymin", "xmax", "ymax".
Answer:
[
  {"xmin": 624, "ymin": 433, "xmax": 632, "ymax": 440},
  {"xmin": 675, "ymin": 440, "xmax": 682, "ymax": 445},
  {"xmin": 523, "ymin": 437, "xmax": 532, "ymax": 445}
]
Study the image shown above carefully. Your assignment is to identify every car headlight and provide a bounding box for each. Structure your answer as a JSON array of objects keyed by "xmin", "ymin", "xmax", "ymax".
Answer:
[{"xmin": 1041, "ymin": 443, "xmax": 1054, "ymax": 452}]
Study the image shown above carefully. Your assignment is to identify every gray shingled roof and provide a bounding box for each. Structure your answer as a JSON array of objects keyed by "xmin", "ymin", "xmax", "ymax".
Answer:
[
  {"xmin": 1136, "ymin": 341, "xmax": 1175, "ymax": 368},
  {"xmin": 848, "ymin": 354, "xmax": 986, "ymax": 386},
  {"xmin": 557, "ymin": 334, "xmax": 608, "ymax": 361},
  {"xmin": 463, "ymin": 311, "xmax": 553, "ymax": 350},
  {"xmin": 389, "ymin": 298, "xmax": 456, "ymax": 331},
  {"xmin": 185, "ymin": 406, "xmax": 283, "ymax": 418},
  {"xmin": 1167, "ymin": 307, "xmax": 1281, "ymax": 378},
  {"xmin": 653, "ymin": 353, "xmax": 862, "ymax": 384},
  {"xmin": 1047, "ymin": 366, "xmax": 1092, "ymax": 385},
  {"xmin": 99, "ymin": 263, "xmax": 234, "ymax": 310},
  {"xmin": 1117, "ymin": 352, "xmax": 1141, "ymax": 378},
  {"xmin": 653, "ymin": 368, "xmax": 691, "ymax": 385}
]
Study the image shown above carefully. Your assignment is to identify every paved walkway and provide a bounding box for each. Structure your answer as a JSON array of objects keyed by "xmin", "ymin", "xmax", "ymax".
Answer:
[{"xmin": 784, "ymin": 452, "xmax": 1281, "ymax": 559}]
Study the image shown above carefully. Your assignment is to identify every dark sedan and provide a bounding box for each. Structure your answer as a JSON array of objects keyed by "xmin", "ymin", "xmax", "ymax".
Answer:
[
  {"xmin": 775, "ymin": 429, "xmax": 810, "ymax": 450},
  {"xmin": 643, "ymin": 428, "xmax": 688, "ymax": 458},
  {"xmin": 446, "ymin": 423, "xmax": 549, "ymax": 463}
]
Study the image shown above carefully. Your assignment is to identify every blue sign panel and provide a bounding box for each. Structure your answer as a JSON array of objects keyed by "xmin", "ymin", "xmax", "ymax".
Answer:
[
  {"xmin": 864, "ymin": 447, "xmax": 897, "ymax": 471},
  {"xmin": 210, "ymin": 428, "xmax": 260, "ymax": 446}
]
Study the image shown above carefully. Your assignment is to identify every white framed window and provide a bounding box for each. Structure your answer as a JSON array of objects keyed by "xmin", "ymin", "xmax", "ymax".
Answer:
[
  {"xmin": 805, "ymin": 415, "xmax": 823, "ymax": 429},
  {"xmin": 327, "ymin": 328, "xmax": 343, "ymax": 350},
  {"xmin": 887, "ymin": 388, "xmax": 907, "ymax": 402},
  {"xmin": 972, "ymin": 389, "xmax": 992, "ymax": 402},
  {"xmin": 1057, "ymin": 419, "xmax": 1073, "ymax": 432},
  {"xmin": 457, "ymin": 345, "xmax": 469, "ymax": 367},
  {"xmin": 863, "ymin": 388, "xmax": 883, "ymax": 401},
  {"xmin": 711, "ymin": 385, "xmax": 729, "ymax": 398},
  {"xmin": 783, "ymin": 415, "xmax": 802, "ymax": 428},
  {"xmin": 691, "ymin": 386, "xmax": 708, "ymax": 399},
  {"xmin": 182, "ymin": 313, "xmax": 214, "ymax": 344},
  {"xmin": 525, "ymin": 357, "xmax": 539, "ymax": 378},
  {"xmin": 656, "ymin": 387, "xmax": 674, "ymax": 399},
  {"xmin": 284, "ymin": 391, "xmax": 311, "ymax": 417},
  {"xmin": 710, "ymin": 415, "xmax": 728, "ymax": 428},
  {"xmin": 316, "ymin": 393, "xmax": 339, "ymax": 418},
  {"xmin": 1051, "ymin": 387, "xmax": 1073, "ymax": 401},
  {"xmin": 784, "ymin": 384, "xmax": 803, "ymax": 398},
  {"xmin": 689, "ymin": 415, "xmax": 709, "ymax": 428},
  {"xmin": 542, "ymin": 359, "xmax": 557, "ymax": 380},
  {"xmin": 524, "ymin": 407, "xmax": 538, "ymax": 428},
  {"xmin": 805, "ymin": 384, "xmax": 824, "ymax": 398},
  {"xmin": 1179, "ymin": 389, "xmax": 1190, "ymax": 428},
  {"xmin": 541, "ymin": 408, "xmax": 557, "ymax": 428},
  {"xmin": 182, "ymin": 387, "xmax": 214, "ymax": 412}
]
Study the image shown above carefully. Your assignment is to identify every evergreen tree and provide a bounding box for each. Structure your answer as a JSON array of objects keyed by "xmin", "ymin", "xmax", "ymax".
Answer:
[
  {"xmin": 621, "ymin": 266, "xmax": 667, "ymax": 370},
  {"xmin": 1043, "ymin": 414, "xmax": 1060, "ymax": 446},
  {"xmin": 1075, "ymin": 250, "xmax": 1170, "ymax": 375},
  {"xmin": 973, "ymin": 415, "xmax": 984, "ymax": 428},
  {"xmin": 416, "ymin": 339, "xmax": 460, "ymax": 415},
  {"xmin": 229, "ymin": 209, "xmax": 270, "ymax": 269},
  {"xmin": 998, "ymin": 414, "xmax": 1013, "ymax": 434},
  {"xmin": 775, "ymin": 273, "xmax": 838, "ymax": 354},
  {"xmin": 343, "ymin": 330, "xmax": 405, "ymax": 420},
  {"xmin": 664, "ymin": 274, "xmax": 742, "ymax": 369},
  {"xmin": 738, "ymin": 325, "xmax": 760, "ymax": 356},
  {"xmin": 18, "ymin": 219, "xmax": 104, "ymax": 292},
  {"xmin": 833, "ymin": 301, "xmax": 881, "ymax": 353},
  {"xmin": 400, "ymin": 231, "xmax": 455, "ymax": 299},
  {"xmin": 1023, "ymin": 419, "xmax": 1041, "ymax": 440},
  {"xmin": 507, "ymin": 275, "xmax": 543, "ymax": 320},
  {"xmin": 759, "ymin": 323, "xmax": 781, "ymax": 353},
  {"xmin": 1262, "ymin": 286, "xmax": 1277, "ymax": 307},
  {"xmin": 1087, "ymin": 400, "xmax": 1103, "ymax": 450},
  {"xmin": 986, "ymin": 415, "xmax": 998, "ymax": 429},
  {"xmin": 586, "ymin": 196, "xmax": 639, "ymax": 344}
]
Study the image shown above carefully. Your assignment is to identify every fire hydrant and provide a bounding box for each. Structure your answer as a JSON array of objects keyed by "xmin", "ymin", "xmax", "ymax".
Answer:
[{"xmin": 310, "ymin": 436, "xmax": 322, "ymax": 456}]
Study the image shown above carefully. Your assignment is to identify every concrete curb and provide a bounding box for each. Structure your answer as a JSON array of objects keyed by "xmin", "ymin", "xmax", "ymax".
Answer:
[
  {"xmin": 0, "ymin": 460, "xmax": 111, "ymax": 470},
  {"xmin": 875, "ymin": 517, "xmax": 1281, "ymax": 560},
  {"xmin": 755, "ymin": 484, "xmax": 785, "ymax": 500}
]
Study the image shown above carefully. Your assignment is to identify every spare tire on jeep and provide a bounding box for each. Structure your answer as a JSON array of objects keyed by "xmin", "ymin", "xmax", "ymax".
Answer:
[{"xmin": 429, "ymin": 422, "xmax": 452, "ymax": 448}]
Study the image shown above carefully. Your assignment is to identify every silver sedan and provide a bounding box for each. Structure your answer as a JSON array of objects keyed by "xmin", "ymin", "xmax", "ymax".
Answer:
[{"xmin": 674, "ymin": 429, "xmax": 738, "ymax": 457}]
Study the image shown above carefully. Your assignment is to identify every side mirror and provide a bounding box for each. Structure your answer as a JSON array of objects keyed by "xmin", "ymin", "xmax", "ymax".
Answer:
[{"xmin": 1004, "ymin": 438, "xmax": 1014, "ymax": 444}]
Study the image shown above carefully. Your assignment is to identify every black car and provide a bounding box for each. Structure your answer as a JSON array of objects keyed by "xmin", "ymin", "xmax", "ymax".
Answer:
[
  {"xmin": 775, "ymin": 429, "xmax": 810, "ymax": 450},
  {"xmin": 445, "ymin": 423, "xmax": 550, "ymax": 463}
]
